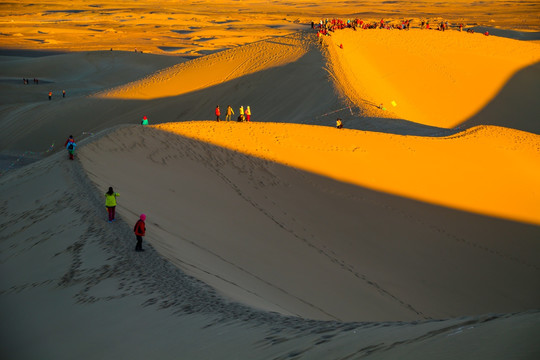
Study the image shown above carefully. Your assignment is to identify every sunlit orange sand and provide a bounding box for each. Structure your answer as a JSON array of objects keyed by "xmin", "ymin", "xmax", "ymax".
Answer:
[
  {"xmin": 326, "ymin": 29, "xmax": 540, "ymax": 128},
  {"xmin": 156, "ymin": 121, "xmax": 540, "ymax": 225}
]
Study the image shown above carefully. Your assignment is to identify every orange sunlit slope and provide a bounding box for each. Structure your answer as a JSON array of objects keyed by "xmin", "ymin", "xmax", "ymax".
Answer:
[
  {"xmin": 326, "ymin": 29, "xmax": 540, "ymax": 128},
  {"xmin": 156, "ymin": 121, "xmax": 540, "ymax": 225}
]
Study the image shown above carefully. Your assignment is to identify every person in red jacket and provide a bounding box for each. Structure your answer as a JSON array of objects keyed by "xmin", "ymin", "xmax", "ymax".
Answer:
[
  {"xmin": 134, "ymin": 214, "xmax": 146, "ymax": 252},
  {"xmin": 215, "ymin": 105, "xmax": 221, "ymax": 122}
]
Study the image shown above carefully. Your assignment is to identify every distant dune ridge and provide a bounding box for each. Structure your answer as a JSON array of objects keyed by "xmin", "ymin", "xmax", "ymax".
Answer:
[{"xmin": 1, "ymin": 1, "xmax": 540, "ymax": 359}]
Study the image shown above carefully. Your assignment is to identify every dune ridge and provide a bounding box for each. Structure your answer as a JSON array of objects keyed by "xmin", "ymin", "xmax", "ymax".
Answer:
[
  {"xmin": 98, "ymin": 32, "xmax": 310, "ymax": 100},
  {"xmin": 324, "ymin": 28, "xmax": 540, "ymax": 129},
  {"xmin": 153, "ymin": 122, "xmax": 540, "ymax": 225}
]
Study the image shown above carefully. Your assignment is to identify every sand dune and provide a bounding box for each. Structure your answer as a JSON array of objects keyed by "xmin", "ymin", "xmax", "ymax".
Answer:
[
  {"xmin": 2, "ymin": 148, "xmax": 539, "ymax": 358},
  {"xmin": 462, "ymin": 61, "xmax": 540, "ymax": 134},
  {"xmin": 99, "ymin": 32, "xmax": 310, "ymax": 100},
  {"xmin": 326, "ymin": 28, "xmax": 540, "ymax": 129},
  {"xmin": 77, "ymin": 123, "xmax": 540, "ymax": 322},
  {"xmin": 154, "ymin": 122, "xmax": 540, "ymax": 225},
  {"xmin": 0, "ymin": 33, "xmax": 343, "ymax": 155}
]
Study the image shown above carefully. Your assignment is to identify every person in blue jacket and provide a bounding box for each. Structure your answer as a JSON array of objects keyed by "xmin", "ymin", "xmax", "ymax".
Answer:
[{"xmin": 65, "ymin": 135, "xmax": 77, "ymax": 160}]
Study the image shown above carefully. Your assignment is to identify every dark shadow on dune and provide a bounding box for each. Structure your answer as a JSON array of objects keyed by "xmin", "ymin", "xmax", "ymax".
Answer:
[
  {"xmin": 171, "ymin": 29, "xmax": 194, "ymax": 35},
  {"xmin": 469, "ymin": 26, "xmax": 540, "ymax": 41},
  {"xmin": 113, "ymin": 125, "xmax": 540, "ymax": 319},
  {"xmin": 197, "ymin": 49, "xmax": 227, "ymax": 55},
  {"xmin": 0, "ymin": 48, "xmax": 67, "ymax": 57},
  {"xmin": 194, "ymin": 37, "xmax": 217, "ymax": 42},
  {"xmin": 212, "ymin": 19, "xmax": 240, "ymax": 24},
  {"xmin": 157, "ymin": 46, "xmax": 186, "ymax": 52},
  {"xmin": 44, "ymin": 9, "xmax": 87, "ymax": 14},
  {"xmin": 459, "ymin": 61, "xmax": 540, "ymax": 134},
  {"xmin": 0, "ymin": 78, "xmax": 53, "ymax": 84},
  {"xmin": 336, "ymin": 113, "xmax": 459, "ymax": 137}
]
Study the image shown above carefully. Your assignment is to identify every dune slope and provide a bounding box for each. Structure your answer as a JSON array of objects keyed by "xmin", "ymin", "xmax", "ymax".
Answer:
[
  {"xmin": 78, "ymin": 124, "xmax": 540, "ymax": 322},
  {"xmin": 99, "ymin": 32, "xmax": 310, "ymax": 100},
  {"xmin": 2, "ymin": 144, "xmax": 539, "ymax": 358},
  {"xmin": 325, "ymin": 28, "xmax": 540, "ymax": 129}
]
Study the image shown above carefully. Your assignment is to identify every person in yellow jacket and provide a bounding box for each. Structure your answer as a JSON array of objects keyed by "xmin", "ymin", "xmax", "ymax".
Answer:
[
  {"xmin": 336, "ymin": 118, "xmax": 343, "ymax": 129},
  {"xmin": 226, "ymin": 105, "xmax": 234, "ymax": 121},
  {"xmin": 246, "ymin": 106, "xmax": 251, "ymax": 122},
  {"xmin": 239, "ymin": 105, "xmax": 245, "ymax": 121},
  {"xmin": 105, "ymin": 187, "xmax": 120, "ymax": 222}
]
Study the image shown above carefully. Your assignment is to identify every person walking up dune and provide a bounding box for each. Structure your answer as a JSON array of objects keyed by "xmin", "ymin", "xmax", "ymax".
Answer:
[
  {"xmin": 215, "ymin": 105, "xmax": 221, "ymax": 122},
  {"xmin": 239, "ymin": 106, "xmax": 245, "ymax": 122},
  {"xmin": 64, "ymin": 135, "xmax": 76, "ymax": 160},
  {"xmin": 226, "ymin": 105, "xmax": 234, "ymax": 122},
  {"xmin": 134, "ymin": 214, "xmax": 146, "ymax": 252},
  {"xmin": 105, "ymin": 187, "xmax": 120, "ymax": 222}
]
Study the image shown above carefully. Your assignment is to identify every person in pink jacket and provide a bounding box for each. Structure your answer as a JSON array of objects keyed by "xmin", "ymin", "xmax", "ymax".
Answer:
[{"xmin": 245, "ymin": 106, "xmax": 251, "ymax": 122}]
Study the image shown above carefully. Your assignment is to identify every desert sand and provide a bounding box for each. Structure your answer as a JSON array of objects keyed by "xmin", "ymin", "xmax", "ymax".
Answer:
[{"xmin": 1, "ymin": 1, "xmax": 540, "ymax": 359}]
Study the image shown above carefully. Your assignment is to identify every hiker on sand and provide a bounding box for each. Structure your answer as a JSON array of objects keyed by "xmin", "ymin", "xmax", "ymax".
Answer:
[
  {"xmin": 239, "ymin": 106, "xmax": 245, "ymax": 122},
  {"xmin": 134, "ymin": 214, "xmax": 146, "ymax": 252},
  {"xmin": 336, "ymin": 118, "xmax": 343, "ymax": 129},
  {"xmin": 62, "ymin": 90, "xmax": 66, "ymax": 98},
  {"xmin": 245, "ymin": 106, "xmax": 251, "ymax": 122},
  {"xmin": 64, "ymin": 135, "xmax": 76, "ymax": 160},
  {"xmin": 48, "ymin": 91, "xmax": 52, "ymax": 100},
  {"xmin": 64, "ymin": 135, "xmax": 75, "ymax": 147},
  {"xmin": 226, "ymin": 105, "xmax": 234, "ymax": 121},
  {"xmin": 215, "ymin": 105, "xmax": 221, "ymax": 122},
  {"xmin": 105, "ymin": 187, "xmax": 120, "ymax": 223},
  {"xmin": 141, "ymin": 116, "xmax": 149, "ymax": 125}
]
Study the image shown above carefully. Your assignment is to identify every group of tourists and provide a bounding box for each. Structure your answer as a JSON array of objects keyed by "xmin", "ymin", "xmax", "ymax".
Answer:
[
  {"xmin": 21, "ymin": 77, "xmax": 67, "ymax": 100},
  {"xmin": 215, "ymin": 105, "xmax": 252, "ymax": 122},
  {"xmin": 48, "ymin": 90, "xmax": 66, "ymax": 100},
  {"xmin": 22, "ymin": 78, "xmax": 39, "ymax": 85},
  {"xmin": 314, "ymin": 17, "xmax": 475, "ymax": 38},
  {"xmin": 63, "ymin": 134, "xmax": 146, "ymax": 252},
  {"xmin": 314, "ymin": 17, "xmax": 414, "ymax": 34}
]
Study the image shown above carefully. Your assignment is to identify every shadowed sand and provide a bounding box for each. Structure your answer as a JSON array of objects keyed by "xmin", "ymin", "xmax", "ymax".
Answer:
[{"xmin": 78, "ymin": 123, "xmax": 540, "ymax": 322}]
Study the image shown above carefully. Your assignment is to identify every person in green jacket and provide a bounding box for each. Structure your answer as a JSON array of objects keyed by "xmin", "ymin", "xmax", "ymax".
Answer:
[{"xmin": 105, "ymin": 187, "xmax": 120, "ymax": 222}]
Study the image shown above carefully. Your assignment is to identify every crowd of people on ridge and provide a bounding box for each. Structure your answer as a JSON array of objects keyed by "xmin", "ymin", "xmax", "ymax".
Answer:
[{"xmin": 313, "ymin": 17, "xmax": 482, "ymax": 40}]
